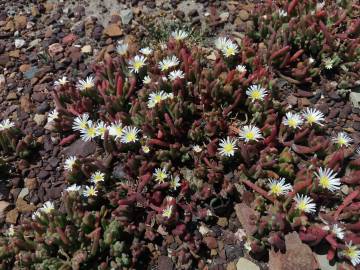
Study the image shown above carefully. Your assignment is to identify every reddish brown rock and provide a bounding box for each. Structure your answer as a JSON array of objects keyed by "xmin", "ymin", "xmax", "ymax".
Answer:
[{"xmin": 234, "ymin": 203, "xmax": 259, "ymax": 236}]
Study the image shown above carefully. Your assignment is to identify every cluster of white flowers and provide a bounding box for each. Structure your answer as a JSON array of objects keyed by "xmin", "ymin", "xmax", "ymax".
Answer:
[
  {"xmin": 32, "ymin": 201, "xmax": 55, "ymax": 220},
  {"xmin": 153, "ymin": 168, "xmax": 181, "ymax": 191},
  {"xmin": 0, "ymin": 119, "xmax": 15, "ymax": 131},
  {"xmin": 158, "ymin": 56, "xmax": 180, "ymax": 72},
  {"xmin": 147, "ymin": 91, "xmax": 174, "ymax": 108},
  {"xmin": 283, "ymin": 108, "xmax": 326, "ymax": 129}
]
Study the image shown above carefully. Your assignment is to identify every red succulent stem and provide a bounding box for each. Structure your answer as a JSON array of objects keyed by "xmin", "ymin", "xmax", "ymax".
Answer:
[
  {"xmin": 327, "ymin": 247, "xmax": 336, "ymax": 261},
  {"xmin": 164, "ymin": 113, "xmax": 181, "ymax": 137},
  {"xmin": 225, "ymin": 70, "xmax": 236, "ymax": 84},
  {"xmin": 287, "ymin": 0, "xmax": 298, "ymax": 15},
  {"xmin": 241, "ymin": 179, "xmax": 275, "ymax": 203},
  {"xmin": 270, "ymin": 46, "xmax": 291, "ymax": 60},
  {"xmin": 56, "ymin": 227, "xmax": 70, "ymax": 245},
  {"xmin": 325, "ymin": 234, "xmax": 338, "ymax": 249},
  {"xmin": 334, "ymin": 190, "xmax": 360, "ymax": 220},
  {"xmin": 180, "ymin": 48, "xmax": 189, "ymax": 75},
  {"xmin": 116, "ymin": 76, "xmax": 123, "ymax": 97},
  {"xmin": 223, "ymin": 91, "xmax": 242, "ymax": 116},
  {"xmin": 125, "ymin": 77, "xmax": 137, "ymax": 99},
  {"xmin": 334, "ymin": 11, "xmax": 347, "ymax": 27},
  {"xmin": 319, "ymin": 21, "xmax": 333, "ymax": 47},
  {"xmin": 147, "ymin": 138, "xmax": 169, "ymax": 148},
  {"xmin": 59, "ymin": 134, "xmax": 77, "ymax": 146},
  {"xmin": 289, "ymin": 49, "xmax": 304, "ymax": 63}
]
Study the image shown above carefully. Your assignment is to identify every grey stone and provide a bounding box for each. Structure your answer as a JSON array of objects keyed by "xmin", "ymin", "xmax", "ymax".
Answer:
[
  {"xmin": 62, "ymin": 138, "xmax": 97, "ymax": 157},
  {"xmin": 350, "ymin": 92, "xmax": 360, "ymax": 108},
  {"xmin": 120, "ymin": 9, "xmax": 133, "ymax": 25},
  {"xmin": 315, "ymin": 254, "xmax": 336, "ymax": 270},
  {"xmin": 236, "ymin": 258, "xmax": 259, "ymax": 270}
]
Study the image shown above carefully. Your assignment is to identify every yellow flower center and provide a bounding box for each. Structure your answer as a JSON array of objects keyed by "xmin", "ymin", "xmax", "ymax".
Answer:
[
  {"xmin": 307, "ymin": 115, "xmax": 316, "ymax": 124},
  {"xmin": 115, "ymin": 127, "xmax": 123, "ymax": 135},
  {"xmin": 162, "ymin": 64, "xmax": 169, "ymax": 70},
  {"xmin": 319, "ymin": 176, "xmax": 330, "ymax": 188},
  {"xmin": 345, "ymin": 247, "xmax": 357, "ymax": 258},
  {"xmin": 225, "ymin": 47, "xmax": 235, "ymax": 56},
  {"xmin": 80, "ymin": 122, "xmax": 88, "ymax": 129},
  {"xmin": 245, "ymin": 131, "xmax": 255, "ymax": 140},
  {"xmin": 126, "ymin": 133, "xmax": 136, "ymax": 142},
  {"xmin": 338, "ymin": 137, "xmax": 347, "ymax": 146},
  {"xmin": 270, "ymin": 184, "xmax": 282, "ymax": 196},
  {"xmin": 223, "ymin": 143, "xmax": 234, "ymax": 154},
  {"xmin": 154, "ymin": 95, "xmax": 162, "ymax": 103},
  {"xmin": 297, "ymin": 201, "xmax": 307, "ymax": 211},
  {"xmin": 133, "ymin": 61, "xmax": 143, "ymax": 70},
  {"xmin": 251, "ymin": 90, "xmax": 261, "ymax": 100},
  {"xmin": 87, "ymin": 127, "xmax": 96, "ymax": 137},
  {"xmin": 93, "ymin": 176, "xmax": 103, "ymax": 182},
  {"xmin": 288, "ymin": 118, "xmax": 297, "ymax": 128},
  {"xmin": 88, "ymin": 188, "xmax": 96, "ymax": 196},
  {"xmin": 84, "ymin": 83, "xmax": 93, "ymax": 90}
]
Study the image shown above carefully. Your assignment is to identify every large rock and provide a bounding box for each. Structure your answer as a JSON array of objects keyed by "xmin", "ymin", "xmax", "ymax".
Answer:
[
  {"xmin": 0, "ymin": 201, "xmax": 11, "ymax": 220},
  {"xmin": 236, "ymin": 258, "xmax": 259, "ymax": 270},
  {"xmin": 350, "ymin": 92, "xmax": 360, "ymax": 109},
  {"xmin": 62, "ymin": 138, "xmax": 97, "ymax": 157},
  {"xmin": 5, "ymin": 208, "xmax": 18, "ymax": 224},
  {"xmin": 234, "ymin": 203, "xmax": 259, "ymax": 236},
  {"xmin": 120, "ymin": 9, "xmax": 133, "ymax": 25},
  {"xmin": 104, "ymin": 23, "xmax": 123, "ymax": 37}
]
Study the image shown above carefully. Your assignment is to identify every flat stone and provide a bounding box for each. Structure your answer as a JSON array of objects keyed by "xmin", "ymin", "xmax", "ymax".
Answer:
[
  {"xmin": 350, "ymin": 92, "xmax": 360, "ymax": 109},
  {"xmin": 33, "ymin": 114, "xmax": 46, "ymax": 126},
  {"xmin": 158, "ymin": 255, "xmax": 174, "ymax": 270},
  {"xmin": 239, "ymin": 10, "xmax": 249, "ymax": 21},
  {"xmin": 24, "ymin": 178, "xmax": 38, "ymax": 190},
  {"xmin": 0, "ymin": 201, "xmax": 11, "ymax": 220},
  {"xmin": 6, "ymin": 92, "xmax": 17, "ymax": 100},
  {"xmin": 0, "ymin": 74, "xmax": 5, "ymax": 90},
  {"xmin": 316, "ymin": 254, "xmax": 336, "ymax": 270},
  {"xmin": 81, "ymin": 45, "xmax": 92, "ymax": 54},
  {"xmin": 120, "ymin": 9, "xmax": 133, "ymax": 25},
  {"xmin": 8, "ymin": 50, "xmax": 20, "ymax": 58},
  {"xmin": 236, "ymin": 258, "xmax": 259, "ymax": 270},
  {"xmin": 20, "ymin": 95, "xmax": 32, "ymax": 112},
  {"xmin": 0, "ymin": 55, "xmax": 10, "ymax": 67},
  {"xmin": 14, "ymin": 39, "xmax": 25, "ymax": 48},
  {"xmin": 62, "ymin": 138, "xmax": 97, "ymax": 157},
  {"xmin": 48, "ymin": 43, "xmax": 64, "ymax": 56},
  {"xmin": 5, "ymin": 208, "xmax": 18, "ymax": 224},
  {"xmin": 16, "ymin": 197, "xmax": 36, "ymax": 213},
  {"xmin": 17, "ymin": 188, "xmax": 29, "ymax": 199},
  {"xmin": 14, "ymin": 15, "xmax": 27, "ymax": 30},
  {"xmin": 104, "ymin": 23, "xmax": 123, "ymax": 37},
  {"xmin": 23, "ymin": 66, "xmax": 38, "ymax": 79},
  {"xmin": 62, "ymin": 33, "xmax": 77, "ymax": 45},
  {"xmin": 19, "ymin": 64, "xmax": 31, "ymax": 73},
  {"xmin": 234, "ymin": 203, "xmax": 259, "ymax": 236}
]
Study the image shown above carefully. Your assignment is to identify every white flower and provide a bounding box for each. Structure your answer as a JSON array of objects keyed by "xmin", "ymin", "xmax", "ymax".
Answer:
[
  {"xmin": 77, "ymin": 76, "xmax": 95, "ymax": 91},
  {"xmin": 218, "ymin": 137, "xmax": 238, "ymax": 157},
  {"xmin": 6, "ymin": 225, "xmax": 15, "ymax": 237},
  {"xmin": 268, "ymin": 178, "xmax": 293, "ymax": 197},
  {"xmin": 142, "ymin": 145, "xmax": 150, "ymax": 153},
  {"xmin": 166, "ymin": 93, "xmax": 174, "ymax": 99},
  {"xmin": 162, "ymin": 205, "xmax": 173, "ymax": 218},
  {"xmin": 128, "ymin": 55, "xmax": 147, "ymax": 73},
  {"xmin": 294, "ymin": 194, "xmax": 316, "ymax": 213},
  {"xmin": 83, "ymin": 185, "xmax": 97, "ymax": 197},
  {"xmin": 324, "ymin": 58, "xmax": 334, "ymax": 69},
  {"xmin": 278, "ymin": 9, "xmax": 288, "ymax": 17},
  {"xmin": 95, "ymin": 121, "xmax": 108, "ymax": 139},
  {"xmin": 239, "ymin": 125, "xmax": 263, "ymax": 142},
  {"xmin": 120, "ymin": 126, "xmax": 140, "ymax": 143},
  {"xmin": 54, "ymin": 76, "xmax": 68, "ymax": 86},
  {"xmin": 80, "ymin": 121, "xmax": 98, "ymax": 142},
  {"xmin": 283, "ymin": 112, "xmax": 303, "ymax": 129},
  {"xmin": 314, "ymin": 167, "xmax": 341, "ymax": 192},
  {"xmin": 221, "ymin": 42, "xmax": 238, "ymax": 58},
  {"xmin": 170, "ymin": 175, "xmax": 181, "ymax": 190},
  {"xmin": 154, "ymin": 168, "xmax": 168, "ymax": 183},
  {"xmin": 40, "ymin": 201, "xmax": 55, "ymax": 214},
  {"xmin": 116, "ymin": 42, "xmax": 128, "ymax": 56},
  {"xmin": 143, "ymin": 75, "xmax": 151, "ymax": 84},
  {"xmin": 214, "ymin": 37, "xmax": 232, "ymax": 50},
  {"xmin": 332, "ymin": 132, "xmax": 353, "ymax": 147},
  {"xmin": 323, "ymin": 223, "xmax": 345, "ymax": 240},
  {"xmin": 168, "ymin": 70, "xmax": 185, "ymax": 81},
  {"xmin": 64, "ymin": 156, "xmax": 77, "ymax": 171},
  {"xmin": 171, "ymin": 29, "xmax": 189, "ymax": 41},
  {"xmin": 302, "ymin": 108, "xmax": 324, "ymax": 126},
  {"xmin": 236, "ymin": 65, "xmax": 246, "ymax": 73},
  {"xmin": 47, "ymin": 109, "xmax": 58, "ymax": 123},
  {"xmin": 90, "ymin": 171, "xmax": 105, "ymax": 184},
  {"xmin": 140, "ymin": 47, "xmax": 153, "ymax": 55},
  {"xmin": 0, "ymin": 119, "xmax": 15, "ymax": 131},
  {"xmin": 158, "ymin": 56, "xmax": 180, "ymax": 72},
  {"xmin": 246, "ymin": 85, "xmax": 268, "ymax": 101},
  {"xmin": 72, "ymin": 114, "xmax": 90, "ymax": 132},
  {"xmin": 159, "ymin": 42, "xmax": 167, "ymax": 50},
  {"xmin": 147, "ymin": 91, "xmax": 168, "ymax": 108},
  {"xmin": 192, "ymin": 145, "xmax": 202, "ymax": 153},
  {"xmin": 109, "ymin": 121, "xmax": 123, "ymax": 140},
  {"xmin": 309, "ymin": 57, "xmax": 315, "ymax": 64},
  {"xmin": 342, "ymin": 241, "xmax": 360, "ymax": 266},
  {"xmin": 65, "ymin": 184, "xmax": 81, "ymax": 193},
  {"xmin": 316, "ymin": 2, "xmax": 325, "ymax": 11},
  {"xmin": 32, "ymin": 210, "xmax": 41, "ymax": 220}
]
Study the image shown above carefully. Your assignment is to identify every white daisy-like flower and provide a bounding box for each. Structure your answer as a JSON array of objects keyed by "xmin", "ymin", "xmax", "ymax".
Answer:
[
  {"xmin": 32, "ymin": 210, "xmax": 41, "ymax": 220},
  {"xmin": 54, "ymin": 76, "xmax": 68, "ymax": 86},
  {"xmin": 168, "ymin": 70, "xmax": 185, "ymax": 81},
  {"xmin": 109, "ymin": 121, "xmax": 123, "ymax": 140},
  {"xmin": 283, "ymin": 112, "xmax": 303, "ymax": 129},
  {"xmin": 116, "ymin": 42, "xmax": 128, "ymax": 56},
  {"xmin": 65, "ymin": 184, "xmax": 81, "ymax": 193},
  {"xmin": 294, "ymin": 194, "xmax": 316, "ymax": 213},
  {"xmin": 170, "ymin": 175, "xmax": 181, "ymax": 190},
  {"xmin": 314, "ymin": 167, "xmax": 341, "ymax": 192},
  {"xmin": 128, "ymin": 55, "xmax": 147, "ymax": 73},
  {"xmin": 278, "ymin": 9, "xmax": 288, "ymax": 17},
  {"xmin": 236, "ymin": 65, "xmax": 246, "ymax": 73},
  {"xmin": 77, "ymin": 76, "xmax": 95, "ymax": 91},
  {"xmin": 6, "ymin": 225, "xmax": 15, "ymax": 237},
  {"xmin": 171, "ymin": 29, "xmax": 189, "ymax": 41},
  {"xmin": 40, "ymin": 201, "xmax": 55, "ymax": 214},
  {"xmin": 143, "ymin": 75, "xmax": 151, "ymax": 84},
  {"xmin": 80, "ymin": 121, "xmax": 98, "ymax": 142},
  {"xmin": 90, "ymin": 171, "xmax": 105, "ymax": 184},
  {"xmin": 221, "ymin": 42, "xmax": 238, "ymax": 58},
  {"xmin": 47, "ymin": 109, "xmax": 58, "ymax": 123},
  {"xmin": 302, "ymin": 108, "xmax": 324, "ymax": 126},
  {"xmin": 82, "ymin": 185, "xmax": 97, "ymax": 197},
  {"xmin": 332, "ymin": 132, "xmax": 353, "ymax": 147},
  {"xmin": 214, "ymin": 37, "xmax": 232, "ymax": 50},
  {"xmin": 268, "ymin": 178, "xmax": 293, "ymax": 197},
  {"xmin": 158, "ymin": 56, "xmax": 180, "ymax": 72},
  {"xmin": 159, "ymin": 42, "xmax": 167, "ymax": 50},
  {"xmin": 162, "ymin": 205, "xmax": 173, "ymax": 218},
  {"xmin": 0, "ymin": 119, "xmax": 15, "ymax": 131},
  {"xmin": 309, "ymin": 57, "xmax": 315, "ymax": 64},
  {"xmin": 316, "ymin": 2, "xmax": 325, "ymax": 11},
  {"xmin": 218, "ymin": 137, "xmax": 238, "ymax": 157},
  {"xmin": 140, "ymin": 47, "xmax": 153, "ymax": 56},
  {"xmin": 324, "ymin": 58, "xmax": 334, "ymax": 69},
  {"xmin": 342, "ymin": 241, "xmax": 360, "ymax": 266},
  {"xmin": 166, "ymin": 93, "xmax": 174, "ymax": 99},
  {"xmin": 238, "ymin": 125, "xmax": 263, "ymax": 142},
  {"xmin": 154, "ymin": 168, "xmax": 168, "ymax": 183},
  {"xmin": 142, "ymin": 145, "xmax": 150, "ymax": 153},
  {"xmin": 323, "ymin": 223, "xmax": 345, "ymax": 240},
  {"xmin": 120, "ymin": 126, "xmax": 140, "ymax": 143},
  {"xmin": 192, "ymin": 145, "xmax": 202, "ymax": 153},
  {"xmin": 147, "ymin": 91, "xmax": 168, "ymax": 108},
  {"xmin": 246, "ymin": 85, "xmax": 268, "ymax": 101},
  {"xmin": 72, "ymin": 113, "xmax": 90, "ymax": 132},
  {"xmin": 64, "ymin": 156, "xmax": 77, "ymax": 171},
  {"xmin": 95, "ymin": 121, "xmax": 108, "ymax": 139}
]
